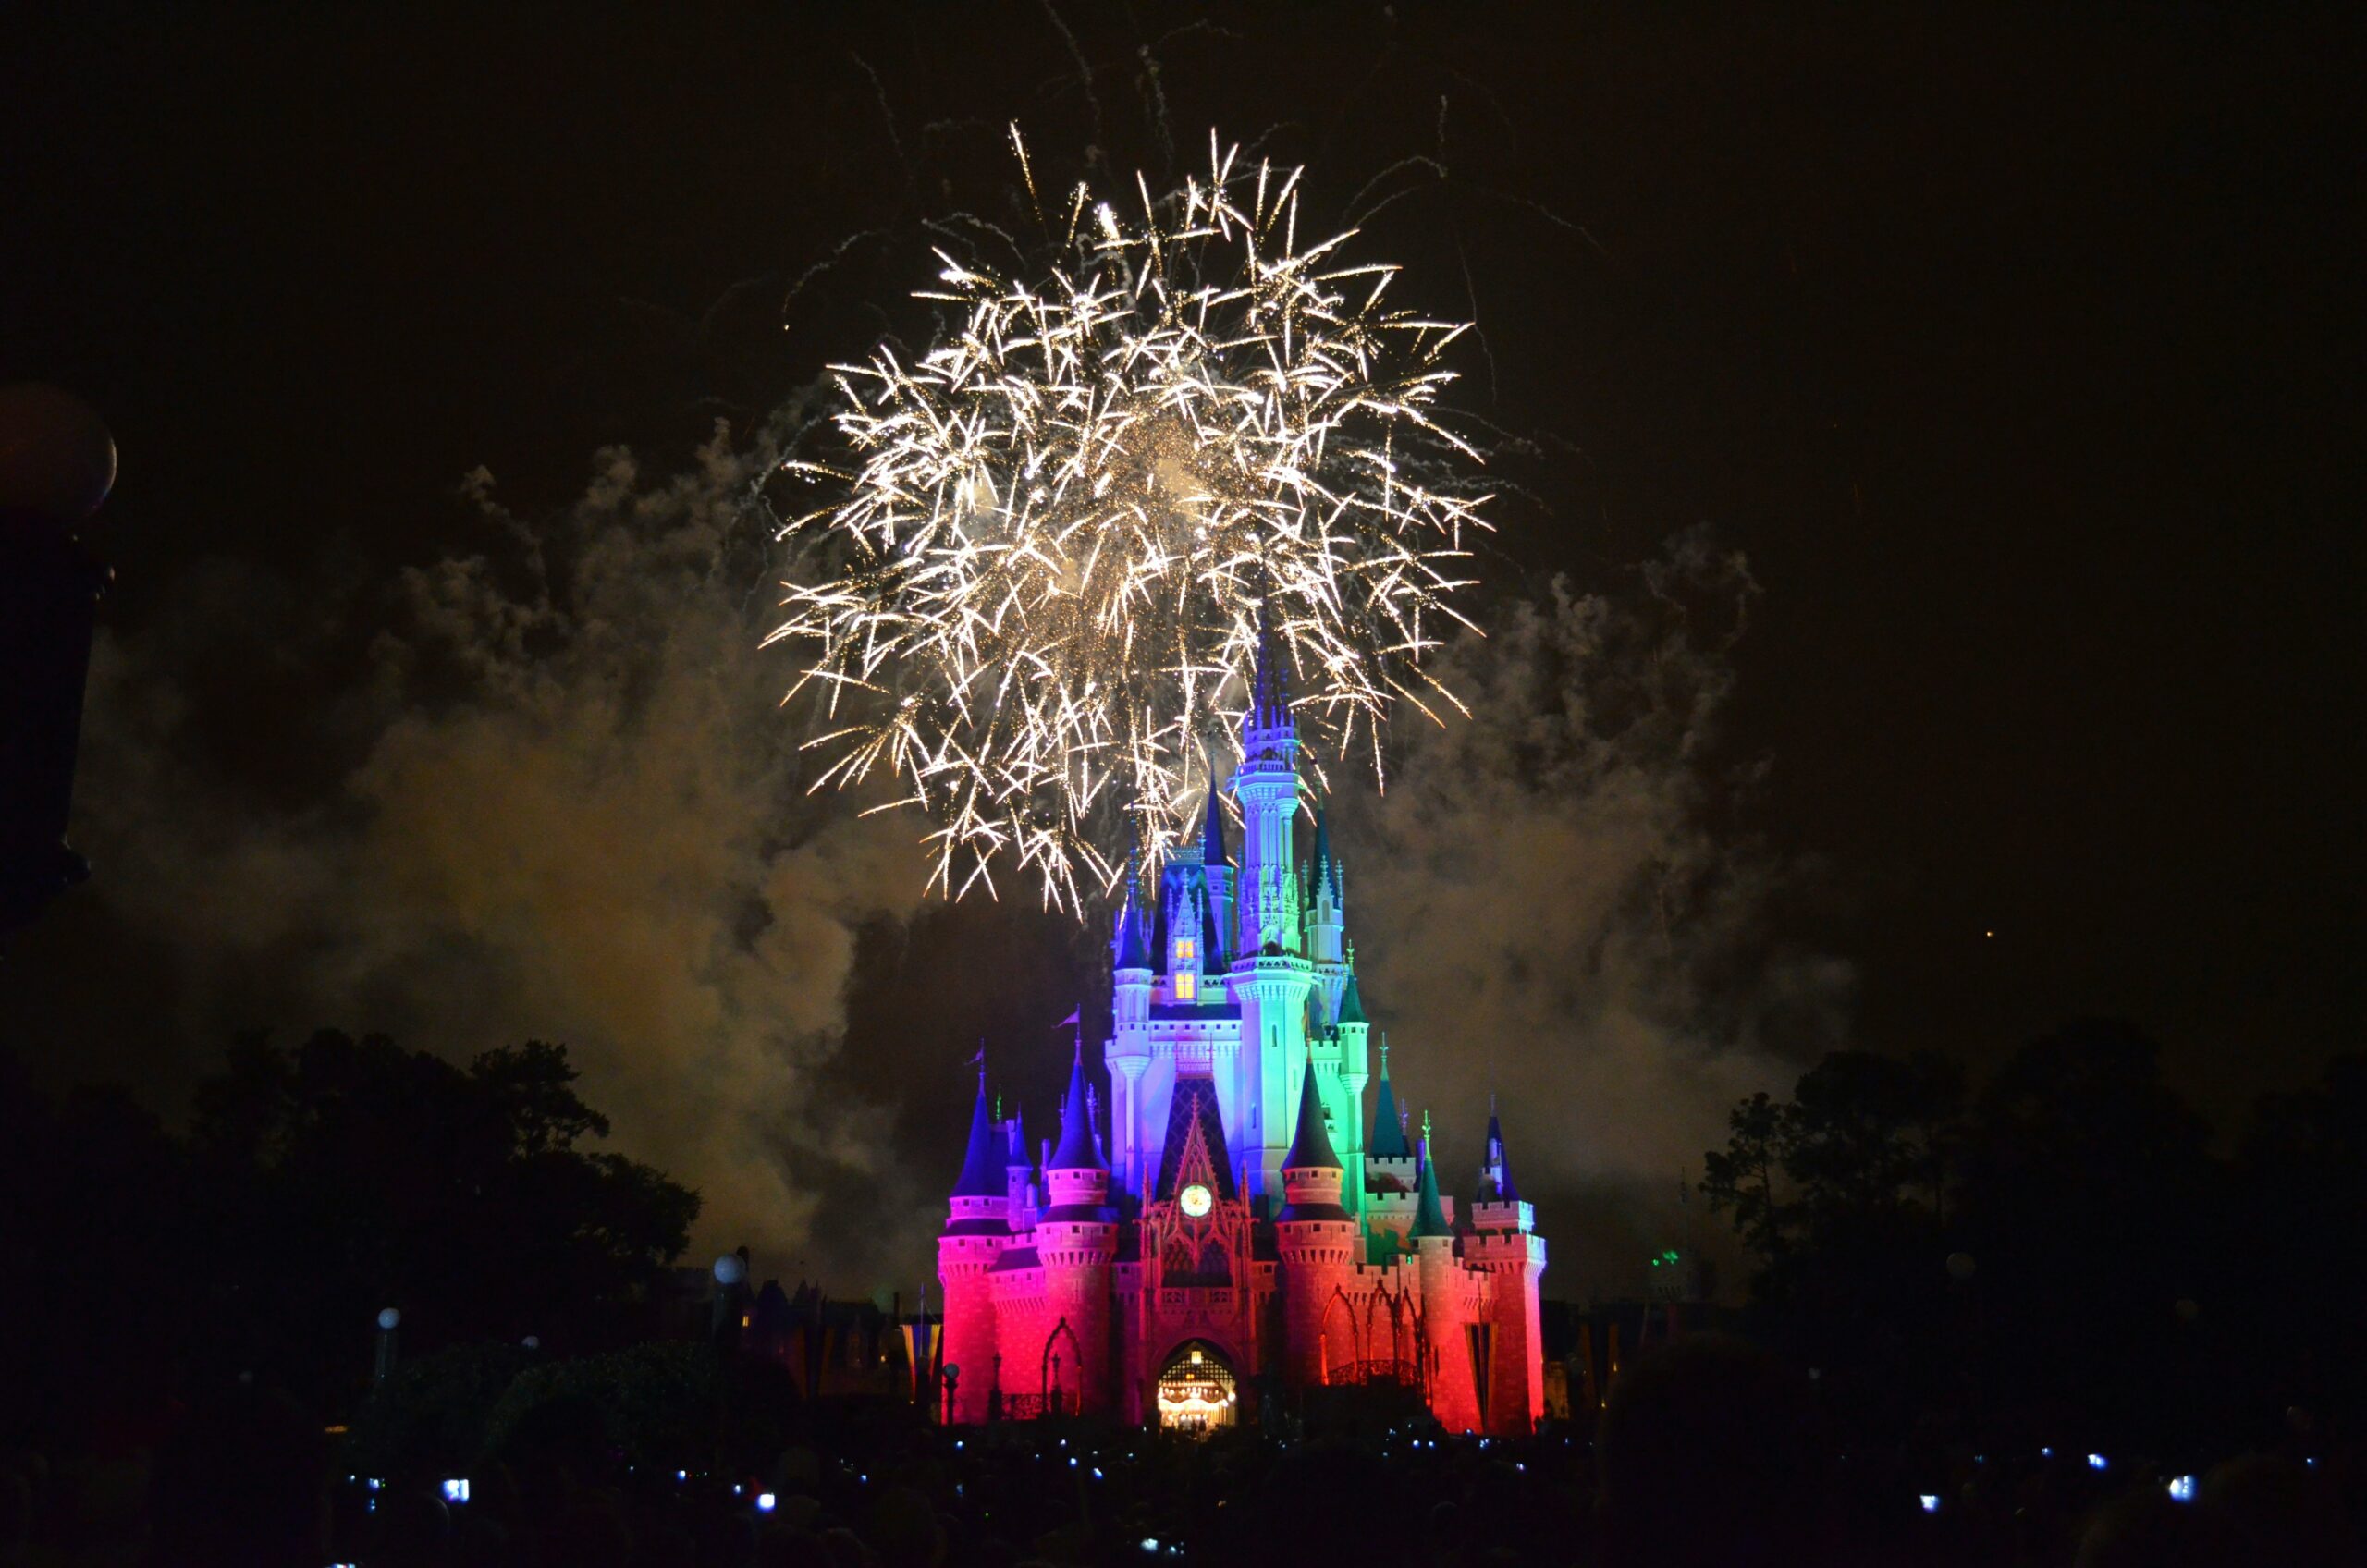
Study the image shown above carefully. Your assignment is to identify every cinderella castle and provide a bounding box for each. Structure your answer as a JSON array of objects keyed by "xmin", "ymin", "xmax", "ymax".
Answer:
[{"xmin": 937, "ymin": 631, "xmax": 1547, "ymax": 1434}]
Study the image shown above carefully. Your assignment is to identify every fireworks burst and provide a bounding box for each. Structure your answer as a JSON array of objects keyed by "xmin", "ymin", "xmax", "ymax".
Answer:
[{"xmin": 769, "ymin": 130, "xmax": 1490, "ymax": 909}]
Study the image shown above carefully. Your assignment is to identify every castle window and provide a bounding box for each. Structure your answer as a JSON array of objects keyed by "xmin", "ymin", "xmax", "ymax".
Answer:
[
  {"xmin": 1173, "ymin": 938, "xmax": 1196, "ymax": 1000},
  {"xmin": 1175, "ymin": 973, "xmax": 1196, "ymax": 1002}
]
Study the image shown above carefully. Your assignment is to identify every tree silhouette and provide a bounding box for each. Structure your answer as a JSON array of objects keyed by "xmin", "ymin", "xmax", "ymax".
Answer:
[{"xmin": 0, "ymin": 1028, "xmax": 697, "ymax": 1453}]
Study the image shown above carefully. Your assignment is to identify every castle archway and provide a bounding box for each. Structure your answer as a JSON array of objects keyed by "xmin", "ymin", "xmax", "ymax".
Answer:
[
  {"xmin": 1320, "ymin": 1288, "xmax": 1359, "ymax": 1383},
  {"xmin": 1152, "ymin": 1340, "xmax": 1237, "ymax": 1434},
  {"xmin": 1038, "ymin": 1317, "xmax": 1084, "ymax": 1416}
]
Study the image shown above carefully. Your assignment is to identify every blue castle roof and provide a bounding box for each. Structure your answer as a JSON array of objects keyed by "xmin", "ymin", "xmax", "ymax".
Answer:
[
  {"xmin": 1049, "ymin": 1048, "xmax": 1106, "ymax": 1172},
  {"xmin": 950, "ymin": 1071, "xmax": 1004, "ymax": 1199}
]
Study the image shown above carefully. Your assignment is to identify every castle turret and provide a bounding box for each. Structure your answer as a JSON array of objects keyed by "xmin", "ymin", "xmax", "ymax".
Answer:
[
  {"xmin": 1004, "ymin": 1109, "xmax": 1033, "ymax": 1217},
  {"xmin": 1411, "ymin": 1119, "xmax": 1483, "ymax": 1432},
  {"xmin": 1465, "ymin": 1109, "xmax": 1548, "ymax": 1434},
  {"xmin": 1369, "ymin": 1039, "xmax": 1408, "ymax": 1158},
  {"xmin": 1332, "ymin": 951, "xmax": 1372, "ymax": 1225},
  {"xmin": 1036, "ymin": 1047, "xmax": 1118, "ymax": 1415},
  {"xmin": 1109, "ymin": 847, "xmax": 1156, "ymax": 1196},
  {"xmin": 1112, "ymin": 855, "xmax": 1154, "ymax": 1019},
  {"xmin": 1476, "ymin": 1104, "xmax": 1520, "ymax": 1206},
  {"xmin": 1276, "ymin": 1062, "xmax": 1358, "ymax": 1388},
  {"xmin": 1362, "ymin": 1039, "xmax": 1417, "ymax": 1255},
  {"xmin": 1411, "ymin": 1120, "xmax": 1453, "ymax": 1242},
  {"xmin": 1307, "ymin": 802, "xmax": 1344, "ymax": 971},
  {"xmin": 938, "ymin": 1070, "xmax": 1008, "ymax": 1421}
]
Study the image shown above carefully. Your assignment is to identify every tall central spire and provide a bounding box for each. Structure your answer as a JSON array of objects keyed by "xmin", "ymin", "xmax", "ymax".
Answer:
[
  {"xmin": 1228, "ymin": 594, "xmax": 1315, "ymax": 1200},
  {"xmin": 1241, "ymin": 599, "xmax": 1299, "ymax": 765}
]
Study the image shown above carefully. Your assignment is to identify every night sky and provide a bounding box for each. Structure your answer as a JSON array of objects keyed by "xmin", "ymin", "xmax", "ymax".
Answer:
[{"xmin": 4, "ymin": 4, "xmax": 2358, "ymax": 1299}]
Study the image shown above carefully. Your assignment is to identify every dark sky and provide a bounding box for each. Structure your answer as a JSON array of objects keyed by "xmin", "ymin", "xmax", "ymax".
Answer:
[{"xmin": 4, "ymin": 3, "xmax": 2359, "ymax": 1298}]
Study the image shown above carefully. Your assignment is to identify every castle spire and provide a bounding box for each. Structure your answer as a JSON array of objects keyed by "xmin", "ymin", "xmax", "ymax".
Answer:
[
  {"xmin": 1113, "ymin": 846, "xmax": 1151, "ymax": 973},
  {"xmin": 1282, "ymin": 1059, "xmax": 1341, "ymax": 1171},
  {"xmin": 1336, "ymin": 962, "xmax": 1368, "ymax": 1028},
  {"xmin": 950, "ymin": 1066, "xmax": 1004, "ymax": 1199},
  {"xmin": 1201, "ymin": 767, "xmax": 1229, "ymax": 867},
  {"xmin": 1368, "ymin": 1037, "xmax": 1409, "ymax": 1158},
  {"xmin": 1249, "ymin": 599, "xmax": 1294, "ymax": 741},
  {"xmin": 1411, "ymin": 1117, "xmax": 1452, "ymax": 1238},
  {"xmin": 1309, "ymin": 799, "xmax": 1339, "ymax": 901},
  {"xmin": 1478, "ymin": 1107, "xmax": 1521, "ymax": 1204},
  {"xmin": 1049, "ymin": 1041, "xmax": 1107, "ymax": 1172}
]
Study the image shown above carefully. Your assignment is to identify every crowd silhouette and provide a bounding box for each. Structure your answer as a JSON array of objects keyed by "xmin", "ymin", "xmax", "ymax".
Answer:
[{"xmin": 2, "ymin": 1333, "xmax": 2359, "ymax": 1565}]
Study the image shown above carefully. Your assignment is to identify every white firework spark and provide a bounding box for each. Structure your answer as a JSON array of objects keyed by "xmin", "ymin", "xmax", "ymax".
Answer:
[{"xmin": 769, "ymin": 130, "xmax": 1490, "ymax": 910}]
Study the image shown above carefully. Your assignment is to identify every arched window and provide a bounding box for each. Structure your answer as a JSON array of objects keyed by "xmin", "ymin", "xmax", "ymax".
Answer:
[{"xmin": 1321, "ymin": 1289, "xmax": 1358, "ymax": 1380}]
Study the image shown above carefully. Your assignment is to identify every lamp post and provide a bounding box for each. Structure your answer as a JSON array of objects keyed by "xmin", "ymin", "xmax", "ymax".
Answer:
[
  {"xmin": 709, "ymin": 1253, "xmax": 748, "ymax": 1350},
  {"xmin": 374, "ymin": 1307, "xmax": 402, "ymax": 1386},
  {"xmin": 0, "ymin": 384, "xmax": 115, "ymax": 937}
]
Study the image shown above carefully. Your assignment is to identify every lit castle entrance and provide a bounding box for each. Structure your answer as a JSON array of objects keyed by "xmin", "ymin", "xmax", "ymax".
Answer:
[{"xmin": 1154, "ymin": 1341, "xmax": 1236, "ymax": 1433}]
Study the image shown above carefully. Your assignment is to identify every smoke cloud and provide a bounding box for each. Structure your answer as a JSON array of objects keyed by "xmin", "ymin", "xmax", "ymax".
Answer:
[
  {"xmin": 1336, "ymin": 531, "xmax": 1853, "ymax": 1284},
  {"xmin": 56, "ymin": 431, "xmax": 931, "ymax": 1273},
  {"xmin": 39, "ymin": 422, "xmax": 1844, "ymax": 1301}
]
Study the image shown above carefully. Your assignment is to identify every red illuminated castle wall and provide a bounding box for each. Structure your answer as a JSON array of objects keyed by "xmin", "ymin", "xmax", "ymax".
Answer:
[{"xmin": 937, "ymin": 631, "xmax": 1547, "ymax": 1433}]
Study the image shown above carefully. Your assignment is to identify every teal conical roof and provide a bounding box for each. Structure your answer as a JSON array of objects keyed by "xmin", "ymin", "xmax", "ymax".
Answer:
[
  {"xmin": 1411, "ymin": 1126, "xmax": 1453, "ymax": 1239},
  {"xmin": 1337, "ymin": 967, "xmax": 1368, "ymax": 1028},
  {"xmin": 1368, "ymin": 1045, "xmax": 1409, "ymax": 1158},
  {"xmin": 1282, "ymin": 1060, "xmax": 1341, "ymax": 1171}
]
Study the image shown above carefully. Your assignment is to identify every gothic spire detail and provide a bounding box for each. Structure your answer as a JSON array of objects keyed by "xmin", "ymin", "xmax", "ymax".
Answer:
[
  {"xmin": 1250, "ymin": 602, "xmax": 1293, "ymax": 736},
  {"xmin": 1310, "ymin": 800, "xmax": 1340, "ymax": 900}
]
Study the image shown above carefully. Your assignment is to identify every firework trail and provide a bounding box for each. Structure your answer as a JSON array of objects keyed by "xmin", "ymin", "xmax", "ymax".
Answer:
[{"xmin": 769, "ymin": 129, "xmax": 1490, "ymax": 910}]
